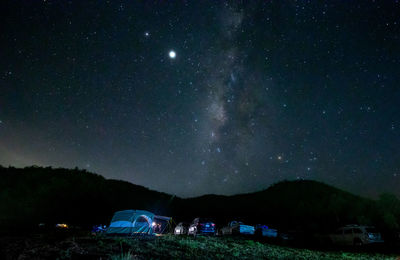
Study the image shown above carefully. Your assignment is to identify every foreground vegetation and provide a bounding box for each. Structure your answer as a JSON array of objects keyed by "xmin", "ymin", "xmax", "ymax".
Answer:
[
  {"xmin": 1, "ymin": 234, "xmax": 396, "ymax": 260},
  {"xmin": 107, "ymin": 235, "xmax": 396, "ymax": 260}
]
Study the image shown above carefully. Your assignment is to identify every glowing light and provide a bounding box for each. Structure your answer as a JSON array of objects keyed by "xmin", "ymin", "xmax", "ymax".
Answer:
[
  {"xmin": 56, "ymin": 223, "xmax": 68, "ymax": 228},
  {"xmin": 169, "ymin": 50, "xmax": 176, "ymax": 59}
]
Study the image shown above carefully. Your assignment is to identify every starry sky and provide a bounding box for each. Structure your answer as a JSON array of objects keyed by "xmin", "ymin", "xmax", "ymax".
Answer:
[{"xmin": 1, "ymin": 0, "xmax": 400, "ymax": 198}]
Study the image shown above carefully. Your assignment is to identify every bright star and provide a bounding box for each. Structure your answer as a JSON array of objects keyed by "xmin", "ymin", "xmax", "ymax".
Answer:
[{"xmin": 169, "ymin": 50, "xmax": 176, "ymax": 59}]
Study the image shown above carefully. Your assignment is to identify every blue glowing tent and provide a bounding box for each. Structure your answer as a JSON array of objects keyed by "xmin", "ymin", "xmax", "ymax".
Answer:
[{"xmin": 106, "ymin": 209, "xmax": 155, "ymax": 236}]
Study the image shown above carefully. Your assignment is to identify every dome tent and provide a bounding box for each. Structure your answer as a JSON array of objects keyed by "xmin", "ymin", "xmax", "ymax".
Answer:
[{"xmin": 106, "ymin": 209, "xmax": 155, "ymax": 236}]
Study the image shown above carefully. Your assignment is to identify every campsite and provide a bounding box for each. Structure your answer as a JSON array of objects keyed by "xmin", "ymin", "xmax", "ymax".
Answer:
[{"xmin": 1, "ymin": 166, "xmax": 400, "ymax": 259}]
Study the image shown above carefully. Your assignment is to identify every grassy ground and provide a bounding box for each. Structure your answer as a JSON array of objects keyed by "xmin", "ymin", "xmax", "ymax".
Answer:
[
  {"xmin": 1, "ymin": 234, "xmax": 397, "ymax": 259},
  {"xmin": 107, "ymin": 235, "xmax": 396, "ymax": 260}
]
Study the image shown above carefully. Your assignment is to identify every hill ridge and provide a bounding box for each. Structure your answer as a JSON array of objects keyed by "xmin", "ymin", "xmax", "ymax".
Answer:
[{"xmin": 1, "ymin": 165, "xmax": 399, "ymax": 235}]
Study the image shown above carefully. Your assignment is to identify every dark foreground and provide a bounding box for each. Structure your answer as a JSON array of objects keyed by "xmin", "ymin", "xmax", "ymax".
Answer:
[{"xmin": 0, "ymin": 234, "xmax": 398, "ymax": 260}]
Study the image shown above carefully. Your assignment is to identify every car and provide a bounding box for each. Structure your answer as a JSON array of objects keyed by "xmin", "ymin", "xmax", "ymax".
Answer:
[
  {"xmin": 174, "ymin": 222, "xmax": 189, "ymax": 235},
  {"xmin": 329, "ymin": 225, "xmax": 384, "ymax": 246},
  {"xmin": 255, "ymin": 224, "xmax": 278, "ymax": 238},
  {"xmin": 188, "ymin": 218, "xmax": 216, "ymax": 236},
  {"xmin": 220, "ymin": 221, "xmax": 255, "ymax": 235}
]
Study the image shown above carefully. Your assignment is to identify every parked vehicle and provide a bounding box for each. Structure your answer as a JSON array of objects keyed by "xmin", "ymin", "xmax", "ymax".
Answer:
[
  {"xmin": 329, "ymin": 225, "xmax": 384, "ymax": 246},
  {"xmin": 220, "ymin": 221, "xmax": 255, "ymax": 235},
  {"xmin": 188, "ymin": 218, "xmax": 216, "ymax": 236},
  {"xmin": 174, "ymin": 222, "xmax": 189, "ymax": 235},
  {"xmin": 255, "ymin": 224, "xmax": 278, "ymax": 238}
]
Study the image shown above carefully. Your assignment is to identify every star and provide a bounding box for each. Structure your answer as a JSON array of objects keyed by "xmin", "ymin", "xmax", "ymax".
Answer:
[
  {"xmin": 169, "ymin": 50, "xmax": 176, "ymax": 59},
  {"xmin": 144, "ymin": 31, "xmax": 150, "ymax": 37}
]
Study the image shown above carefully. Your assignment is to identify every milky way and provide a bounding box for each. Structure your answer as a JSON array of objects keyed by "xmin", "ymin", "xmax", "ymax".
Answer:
[{"xmin": 1, "ymin": 1, "xmax": 399, "ymax": 197}]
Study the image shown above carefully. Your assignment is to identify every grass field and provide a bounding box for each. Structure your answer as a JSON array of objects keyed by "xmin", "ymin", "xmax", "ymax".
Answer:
[
  {"xmin": 106, "ymin": 235, "xmax": 396, "ymax": 260},
  {"xmin": 2, "ymin": 234, "xmax": 397, "ymax": 260}
]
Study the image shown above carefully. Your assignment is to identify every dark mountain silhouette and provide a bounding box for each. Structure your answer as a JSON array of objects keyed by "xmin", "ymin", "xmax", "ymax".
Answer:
[
  {"xmin": 180, "ymin": 181, "xmax": 382, "ymax": 232},
  {"xmin": 1, "ymin": 166, "xmax": 399, "ymax": 237},
  {"xmin": 0, "ymin": 166, "xmax": 178, "ymax": 232}
]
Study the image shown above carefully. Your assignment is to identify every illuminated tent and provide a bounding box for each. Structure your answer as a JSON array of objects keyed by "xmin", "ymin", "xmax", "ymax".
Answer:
[{"xmin": 106, "ymin": 210, "xmax": 155, "ymax": 236}]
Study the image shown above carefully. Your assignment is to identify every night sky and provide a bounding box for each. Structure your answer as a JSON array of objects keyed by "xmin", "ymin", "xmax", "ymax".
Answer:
[{"xmin": 1, "ymin": 1, "xmax": 400, "ymax": 198}]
